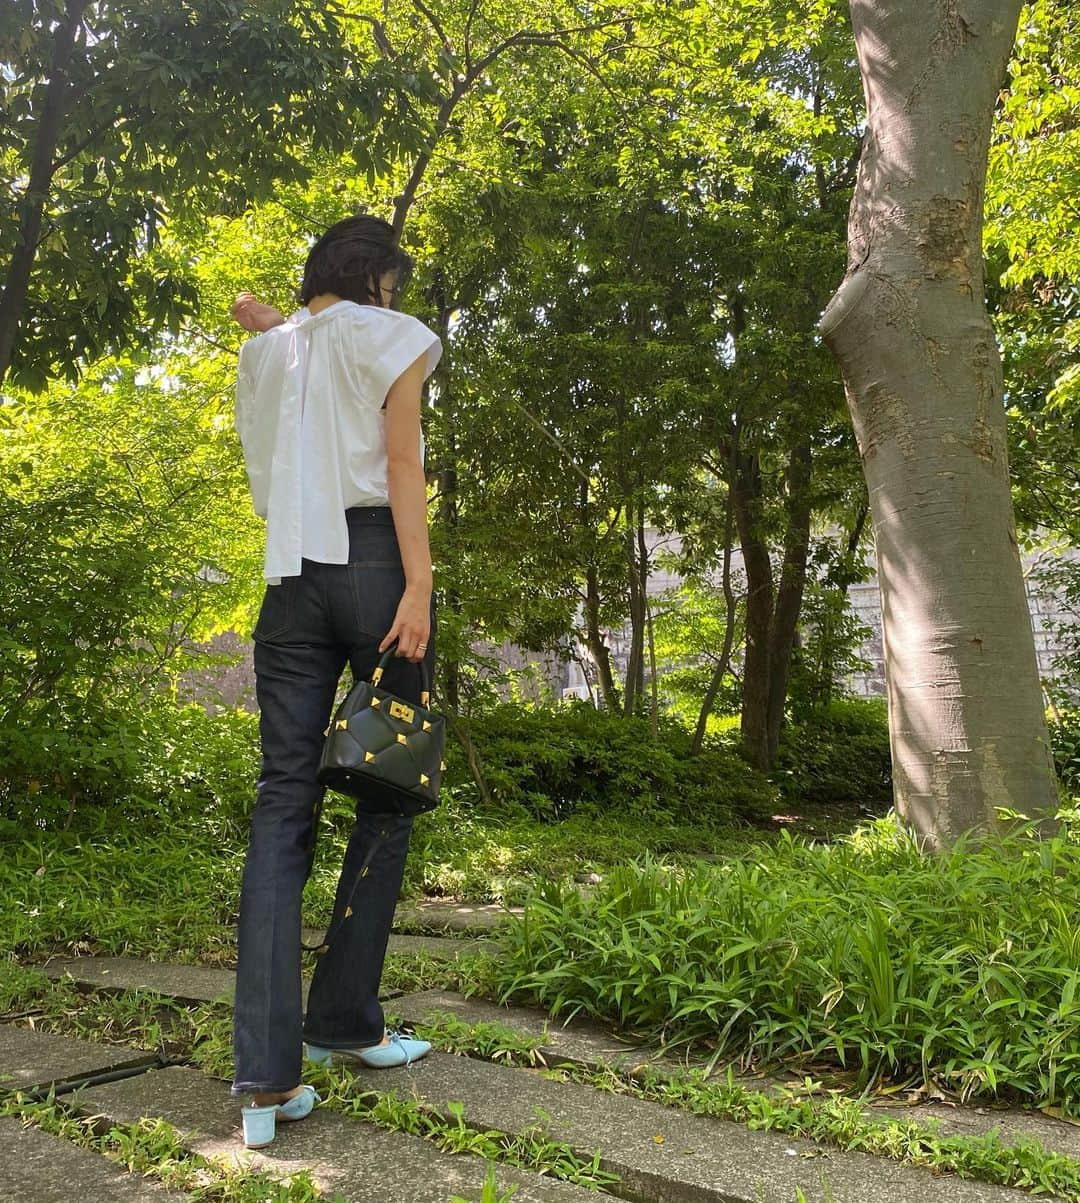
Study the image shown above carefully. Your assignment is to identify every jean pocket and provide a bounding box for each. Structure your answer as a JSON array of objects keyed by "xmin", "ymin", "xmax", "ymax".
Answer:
[
  {"xmin": 252, "ymin": 578, "xmax": 296, "ymax": 641},
  {"xmin": 348, "ymin": 561, "xmax": 406, "ymax": 639}
]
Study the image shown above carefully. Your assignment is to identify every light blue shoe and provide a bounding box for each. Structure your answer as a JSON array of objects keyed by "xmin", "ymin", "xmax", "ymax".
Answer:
[
  {"xmin": 304, "ymin": 1029, "xmax": 432, "ymax": 1068},
  {"xmin": 241, "ymin": 1084, "xmax": 320, "ymax": 1149},
  {"xmin": 241, "ymin": 1102, "xmax": 277, "ymax": 1149}
]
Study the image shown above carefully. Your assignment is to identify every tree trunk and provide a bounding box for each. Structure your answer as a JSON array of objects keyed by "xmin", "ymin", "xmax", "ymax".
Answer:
[
  {"xmin": 814, "ymin": 503, "xmax": 869, "ymax": 709},
  {"xmin": 692, "ymin": 487, "xmax": 738, "ymax": 755},
  {"xmin": 429, "ymin": 272, "xmax": 461, "ymax": 712},
  {"xmin": 819, "ymin": 0, "xmax": 1059, "ymax": 845},
  {"xmin": 583, "ymin": 562, "xmax": 620, "ymax": 710},
  {"xmin": 0, "ymin": 0, "xmax": 88, "ymax": 386},
  {"xmin": 731, "ymin": 448, "xmax": 774, "ymax": 769},
  {"xmin": 623, "ymin": 498, "xmax": 646, "ymax": 717},
  {"xmin": 764, "ymin": 442, "xmax": 813, "ymax": 766}
]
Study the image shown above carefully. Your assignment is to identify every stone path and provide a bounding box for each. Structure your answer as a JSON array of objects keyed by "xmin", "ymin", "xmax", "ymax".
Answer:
[
  {"xmin": 35, "ymin": 932, "xmax": 494, "ymax": 1006},
  {"xmin": 75, "ymin": 1063, "xmax": 598, "ymax": 1203},
  {"xmin": 391, "ymin": 899, "xmax": 524, "ymax": 934},
  {"xmin": 0, "ymin": 1115, "xmax": 187, "ymax": 1201},
  {"xmin": 0, "ymin": 1023, "xmax": 158, "ymax": 1095},
  {"xmin": 3, "ymin": 905, "xmax": 1077, "ymax": 1201},
  {"xmin": 1, "ymin": 1012, "xmax": 1061, "ymax": 1203},
  {"xmin": 390, "ymin": 987, "xmax": 733, "ymax": 1076}
]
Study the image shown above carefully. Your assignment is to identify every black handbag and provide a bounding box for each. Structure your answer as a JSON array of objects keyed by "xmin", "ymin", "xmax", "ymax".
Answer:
[
  {"xmin": 316, "ymin": 640, "xmax": 446, "ymax": 816},
  {"xmin": 301, "ymin": 641, "xmax": 446, "ymax": 955}
]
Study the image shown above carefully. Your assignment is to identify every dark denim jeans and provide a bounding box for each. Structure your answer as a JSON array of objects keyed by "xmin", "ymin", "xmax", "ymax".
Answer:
[{"xmin": 230, "ymin": 505, "xmax": 436, "ymax": 1097}]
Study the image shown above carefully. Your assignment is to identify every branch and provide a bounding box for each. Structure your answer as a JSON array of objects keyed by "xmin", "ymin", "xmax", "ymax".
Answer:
[
  {"xmin": 184, "ymin": 325, "xmax": 239, "ymax": 356},
  {"xmin": 325, "ymin": 2, "xmax": 398, "ymax": 57},
  {"xmin": 409, "ymin": 0, "xmax": 453, "ymax": 59},
  {"xmin": 462, "ymin": 0, "xmax": 482, "ymax": 74},
  {"xmin": 504, "ymin": 393, "xmax": 591, "ymax": 485}
]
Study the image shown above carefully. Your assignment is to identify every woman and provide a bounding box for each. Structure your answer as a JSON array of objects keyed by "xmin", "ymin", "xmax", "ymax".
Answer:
[{"xmin": 228, "ymin": 215, "xmax": 441, "ymax": 1149}]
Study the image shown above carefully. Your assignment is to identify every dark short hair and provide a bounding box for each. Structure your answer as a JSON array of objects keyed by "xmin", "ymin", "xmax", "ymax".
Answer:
[{"xmin": 298, "ymin": 215, "xmax": 415, "ymax": 307}]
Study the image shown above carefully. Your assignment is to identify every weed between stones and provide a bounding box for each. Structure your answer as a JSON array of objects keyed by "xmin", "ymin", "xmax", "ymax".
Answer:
[
  {"xmin": 0, "ymin": 1092, "xmax": 329, "ymax": 1201},
  {"xmin": 7, "ymin": 962, "xmax": 1080, "ymax": 1200}
]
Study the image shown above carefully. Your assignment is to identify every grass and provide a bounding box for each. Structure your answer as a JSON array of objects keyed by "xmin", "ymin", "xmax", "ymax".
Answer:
[
  {"xmin": 2, "ymin": 799, "xmax": 774, "ymax": 962},
  {"xmin": 0, "ymin": 1092, "xmax": 333, "ymax": 1201},
  {"xmin": 395, "ymin": 1009, "xmax": 1080, "ymax": 1202},
  {"xmin": 7, "ymin": 965, "xmax": 1080, "ymax": 1200},
  {"xmin": 483, "ymin": 813, "xmax": 1080, "ymax": 1116},
  {"xmin": 6, "ymin": 736, "xmax": 1079, "ymax": 1199}
]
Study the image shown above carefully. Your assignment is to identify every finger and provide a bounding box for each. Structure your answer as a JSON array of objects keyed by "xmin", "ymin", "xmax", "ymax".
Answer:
[{"xmin": 378, "ymin": 625, "xmax": 400, "ymax": 654}]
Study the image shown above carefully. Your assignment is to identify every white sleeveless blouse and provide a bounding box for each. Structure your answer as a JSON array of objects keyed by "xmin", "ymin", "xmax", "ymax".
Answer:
[{"xmin": 234, "ymin": 300, "xmax": 442, "ymax": 584}]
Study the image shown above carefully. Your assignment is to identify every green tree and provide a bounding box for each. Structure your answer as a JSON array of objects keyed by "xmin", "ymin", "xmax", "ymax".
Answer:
[{"xmin": 0, "ymin": 0, "xmax": 435, "ymax": 389}]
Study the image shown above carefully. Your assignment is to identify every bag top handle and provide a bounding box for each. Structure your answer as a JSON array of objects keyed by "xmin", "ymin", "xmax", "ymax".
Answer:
[{"xmin": 371, "ymin": 637, "xmax": 431, "ymax": 706}]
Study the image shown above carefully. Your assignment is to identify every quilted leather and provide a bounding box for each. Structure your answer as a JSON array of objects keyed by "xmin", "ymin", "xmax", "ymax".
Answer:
[{"xmin": 317, "ymin": 679, "xmax": 446, "ymax": 816}]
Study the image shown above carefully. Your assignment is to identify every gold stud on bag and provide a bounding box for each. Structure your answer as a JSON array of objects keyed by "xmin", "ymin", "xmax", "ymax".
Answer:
[{"xmin": 315, "ymin": 639, "xmax": 446, "ymax": 817}]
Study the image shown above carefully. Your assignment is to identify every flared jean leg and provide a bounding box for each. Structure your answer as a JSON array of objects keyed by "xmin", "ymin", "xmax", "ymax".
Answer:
[
  {"xmin": 302, "ymin": 807, "xmax": 415, "ymax": 1048},
  {"xmin": 230, "ymin": 633, "xmax": 345, "ymax": 1097}
]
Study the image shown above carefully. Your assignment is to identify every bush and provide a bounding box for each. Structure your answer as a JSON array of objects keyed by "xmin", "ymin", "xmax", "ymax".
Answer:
[
  {"xmin": 492, "ymin": 816, "xmax": 1080, "ymax": 1114},
  {"xmin": 451, "ymin": 699, "xmax": 777, "ymax": 827},
  {"xmin": 4, "ymin": 685, "xmax": 777, "ymax": 845},
  {"xmin": 1, "ymin": 690, "xmax": 259, "ymax": 841},
  {"xmin": 774, "ymin": 698, "xmax": 892, "ymax": 808},
  {"xmin": 1049, "ymin": 708, "xmax": 1080, "ymax": 792}
]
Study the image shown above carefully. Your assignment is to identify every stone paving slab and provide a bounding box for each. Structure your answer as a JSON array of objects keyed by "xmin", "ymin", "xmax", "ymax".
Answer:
[
  {"xmin": 392, "ymin": 899, "xmax": 523, "ymax": 934},
  {"xmin": 34, "ymin": 956, "xmax": 409, "ymax": 1006},
  {"xmin": 391, "ymin": 990, "xmax": 1080, "ymax": 1168},
  {"xmin": 341, "ymin": 1051, "xmax": 1062, "ymax": 1203},
  {"xmin": 0, "ymin": 1024, "xmax": 158, "ymax": 1094},
  {"xmin": 389, "ymin": 988, "xmax": 666, "ymax": 1072},
  {"xmin": 74, "ymin": 1064, "xmax": 604, "ymax": 1203},
  {"xmin": 0, "ymin": 1115, "xmax": 188, "ymax": 1201},
  {"xmin": 389, "ymin": 988, "xmax": 769, "ymax": 1084},
  {"xmin": 37, "ymin": 957, "xmax": 240, "ymax": 1005},
  {"xmin": 305, "ymin": 927, "xmax": 494, "ymax": 959},
  {"xmin": 387, "ymin": 932, "xmax": 497, "ymax": 960}
]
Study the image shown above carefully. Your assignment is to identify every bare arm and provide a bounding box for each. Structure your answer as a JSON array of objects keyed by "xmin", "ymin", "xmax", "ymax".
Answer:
[
  {"xmin": 380, "ymin": 352, "xmax": 432, "ymax": 662},
  {"xmin": 231, "ymin": 292, "xmax": 285, "ymax": 332}
]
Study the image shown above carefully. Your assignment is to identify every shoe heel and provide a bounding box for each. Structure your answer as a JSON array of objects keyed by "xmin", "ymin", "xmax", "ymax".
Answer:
[
  {"xmin": 242, "ymin": 1103, "xmax": 277, "ymax": 1149},
  {"xmin": 304, "ymin": 1043, "xmax": 333, "ymax": 1066}
]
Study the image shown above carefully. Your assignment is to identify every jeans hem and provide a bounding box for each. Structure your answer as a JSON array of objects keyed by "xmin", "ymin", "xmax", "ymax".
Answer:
[
  {"xmin": 230, "ymin": 1080, "xmax": 301, "ymax": 1097},
  {"xmin": 301, "ymin": 1032, "xmax": 385, "ymax": 1050}
]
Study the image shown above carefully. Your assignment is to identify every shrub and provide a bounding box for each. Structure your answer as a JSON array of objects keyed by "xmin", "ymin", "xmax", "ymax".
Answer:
[
  {"xmin": 453, "ymin": 699, "xmax": 777, "ymax": 827},
  {"xmin": 774, "ymin": 698, "xmax": 892, "ymax": 808},
  {"xmin": 1049, "ymin": 708, "xmax": 1080, "ymax": 792},
  {"xmin": 1, "ymin": 690, "xmax": 259, "ymax": 841}
]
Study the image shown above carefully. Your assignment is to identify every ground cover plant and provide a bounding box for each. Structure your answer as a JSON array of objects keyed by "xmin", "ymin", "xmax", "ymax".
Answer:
[
  {"xmin": 7, "ymin": 963, "xmax": 1080, "ymax": 1201},
  {"xmin": 487, "ymin": 815, "xmax": 1080, "ymax": 1116},
  {"xmin": 2, "ymin": 800, "xmax": 767, "ymax": 962}
]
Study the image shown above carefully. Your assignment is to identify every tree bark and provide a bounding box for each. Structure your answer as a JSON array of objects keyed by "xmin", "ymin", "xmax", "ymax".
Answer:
[
  {"xmin": 429, "ymin": 272, "xmax": 461, "ymax": 712},
  {"xmin": 731, "ymin": 447, "xmax": 774, "ymax": 769},
  {"xmin": 819, "ymin": 0, "xmax": 1059, "ymax": 845},
  {"xmin": 813, "ymin": 503, "xmax": 869, "ymax": 709},
  {"xmin": 0, "ymin": 0, "xmax": 88, "ymax": 386},
  {"xmin": 623, "ymin": 497, "xmax": 646, "ymax": 717},
  {"xmin": 764, "ymin": 442, "xmax": 813, "ymax": 766},
  {"xmin": 583, "ymin": 562, "xmax": 620, "ymax": 710},
  {"xmin": 692, "ymin": 486, "xmax": 738, "ymax": 755}
]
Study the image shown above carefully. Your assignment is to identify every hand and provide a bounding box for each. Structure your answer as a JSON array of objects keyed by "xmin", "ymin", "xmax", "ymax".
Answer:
[
  {"xmin": 231, "ymin": 292, "xmax": 286, "ymax": 333},
  {"xmin": 379, "ymin": 586, "xmax": 431, "ymax": 663}
]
